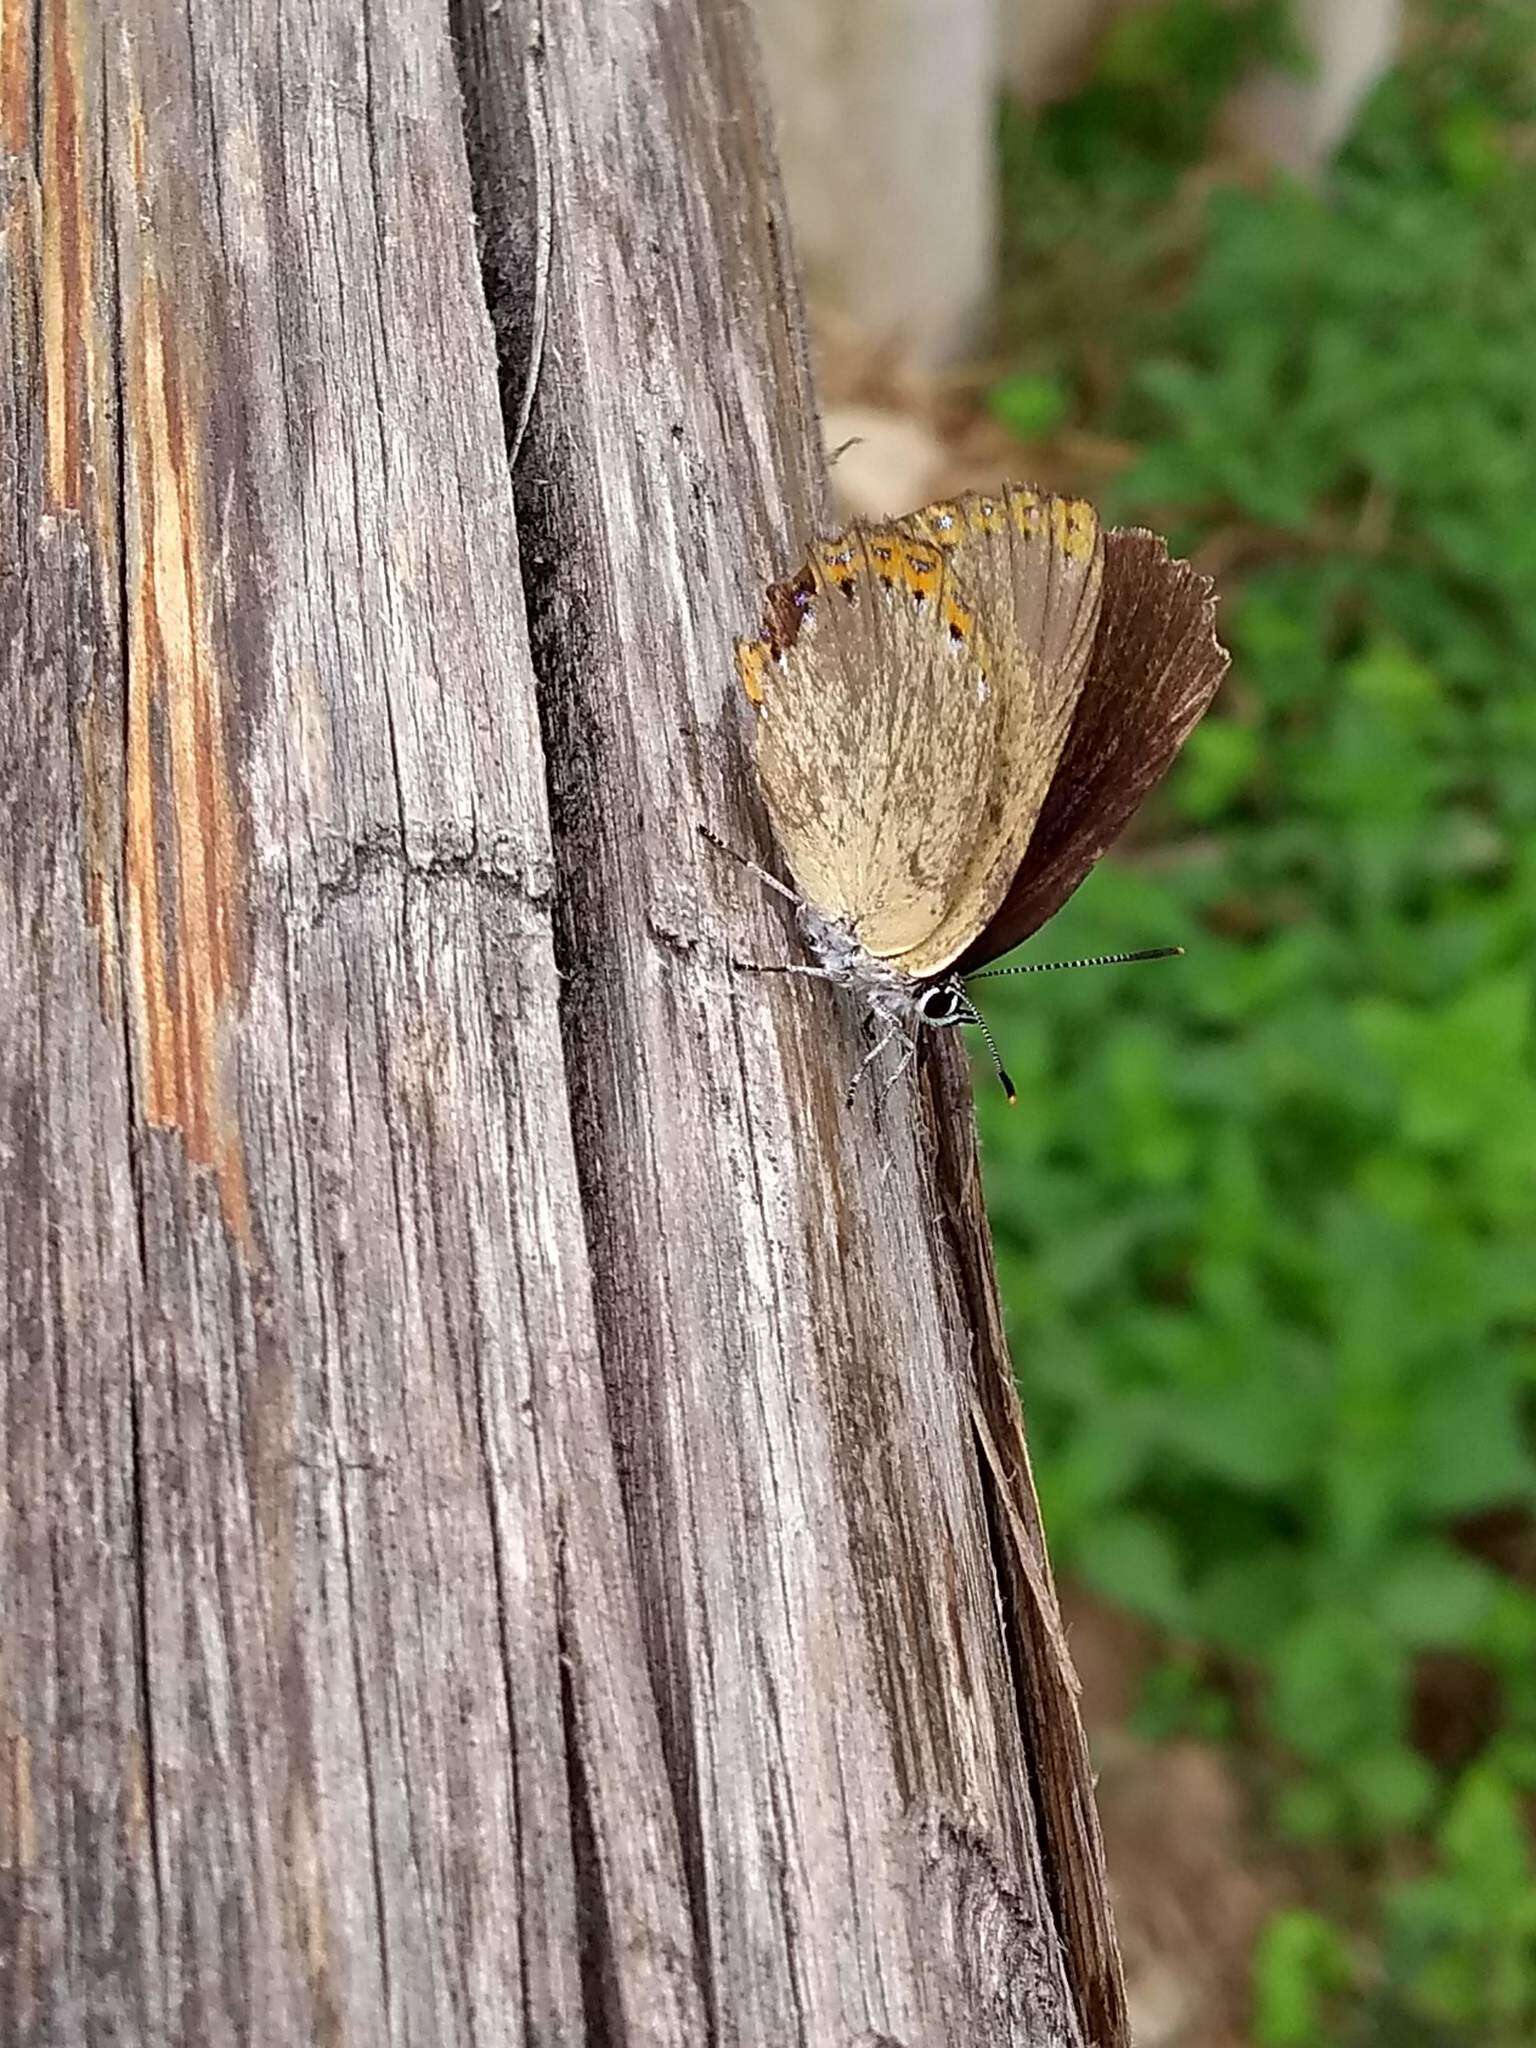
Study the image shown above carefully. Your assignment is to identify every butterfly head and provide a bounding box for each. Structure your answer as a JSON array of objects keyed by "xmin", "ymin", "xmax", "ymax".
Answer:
[{"xmin": 916, "ymin": 977, "xmax": 1016, "ymax": 1104}]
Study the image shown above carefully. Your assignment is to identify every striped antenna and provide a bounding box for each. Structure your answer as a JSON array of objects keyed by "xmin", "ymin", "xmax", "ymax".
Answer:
[
  {"xmin": 966, "ymin": 1007, "xmax": 1017, "ymax": 1105},
  {"xmin": 967, "ymin": 946, "xmax": 1183, "ymax": 982}
]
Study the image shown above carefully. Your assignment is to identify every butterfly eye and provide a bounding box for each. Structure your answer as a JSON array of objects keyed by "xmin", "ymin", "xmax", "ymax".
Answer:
[{"xmin": 917, "ymin": 982, "xmax": 971, "ymax": 1028}]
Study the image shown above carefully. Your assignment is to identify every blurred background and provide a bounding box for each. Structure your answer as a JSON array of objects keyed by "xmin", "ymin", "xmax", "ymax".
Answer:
[{"xmin": 749, "ymin": 2, "xmax": 1536, "ymax": 2042}]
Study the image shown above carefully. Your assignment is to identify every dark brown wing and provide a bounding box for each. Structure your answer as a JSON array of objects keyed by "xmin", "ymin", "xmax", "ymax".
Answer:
[{"xmin": 955, "ymin": 527, "xmax": 1228, "ymax": 975}]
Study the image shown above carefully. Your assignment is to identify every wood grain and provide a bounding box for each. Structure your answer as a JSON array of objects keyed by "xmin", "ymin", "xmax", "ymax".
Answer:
[
  {"xmin": 4, "ymin": 5, "xmax": 691, "ymax": 2043},
  {"xmin": 2, "ymin": 1, "xmax": 1124, "ymax": 2042},
  {"xmin": 459, "ymin": 1, "xmax": 1125, "ymax": 2042}
]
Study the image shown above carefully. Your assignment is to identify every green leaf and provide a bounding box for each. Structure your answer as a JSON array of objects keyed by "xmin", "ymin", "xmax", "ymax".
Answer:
[
  {"xmin": 1192, "ymin": 1549, "xmax": 1306, "ymax": 1657},
  {"xmin": 1269, "ymin": 1611, "xmax": 1404, "ymax": 1770},
  {"xmin": 1350, "ymin": 1745, "xmax": 1438, "ymax": 1831},
  {"xmin": 1073, "ymin": 1512, "xmax": 1187, "ymax": 1629},
  {"xmin": 1254, "ymin": 1910, "xmax": 1354, "ymax": 2048},
  {"xmin": 1376, "ymin": 1544, "xmax": 1499, "ymax": 1650},
  {"xmin": 1438, "ymin": 1766, "xmax": 1534, "ymax": 1902},
  {"xmin": 1404, "ymin": 1364, "xmax": 1536, "ymax": 1518},
  {"xmin": 1354, "ymin": 974, "xmax": 1535, "ymax": 1152},
  {"xmin": 987, "ymin": 372, "xmax": 1069, "ymax": 442},
  {"xmin": 1174, "ymin": 717, "xmax": 1261, "ymax": 822}
]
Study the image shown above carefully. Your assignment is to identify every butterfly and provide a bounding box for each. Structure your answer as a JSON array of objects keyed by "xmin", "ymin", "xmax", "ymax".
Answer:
[{"xmin": 727, "ymin": 484, "xmax": 1229, "ymax": 1101}]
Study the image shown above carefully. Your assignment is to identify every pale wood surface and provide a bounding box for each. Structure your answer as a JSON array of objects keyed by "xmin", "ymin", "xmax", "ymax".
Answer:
[
  {"xmin": 1, "ymin": 2, "xmax": 1124, "ymax": 2042},
  {"xmin": 749, "ymin": 0, "xmax": 996, "ymax": 364}
]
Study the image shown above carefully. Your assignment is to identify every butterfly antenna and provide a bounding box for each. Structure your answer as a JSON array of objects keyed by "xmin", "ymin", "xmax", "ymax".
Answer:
[
  {"xmin": 966, "ymin": 1008, "xmax": 1017, "ymax": 1106},
  {"xmin": 697, "ymin": 824, "xmax": 804, "ymax": 908},
  {"xmin": 968, "ymin": 945, "xmax": 1184, "ymax": 980}
]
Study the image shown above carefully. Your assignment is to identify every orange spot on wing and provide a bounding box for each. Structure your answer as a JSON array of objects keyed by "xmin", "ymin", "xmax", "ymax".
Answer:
[
  {"xmin": 812, "ymin": 536, "xmax": 861, "ymax": 596},
  {"xmin": 900, "ymin": 545, "xmax": 941, "ymax": 601},
  {"xmin": 737, "ymin": 638, "xmax": 769, "ymax": 705},
  {"xmin": 1011, "ymin": 489, "xmax": 1044, "ymax": 536},
  {"xmin": 905, "ymin": 500, "xmax": 964, "ymax": 550},
  {"xmin": 1055, "ymin": 497, "xmax": 1098, "ymax": 560}
]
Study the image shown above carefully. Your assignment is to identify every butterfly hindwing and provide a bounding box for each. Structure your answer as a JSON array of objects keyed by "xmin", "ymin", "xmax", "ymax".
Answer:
[{"xmin": 955, "ymin": 525, "xmax": 1228, "ymax": 973}]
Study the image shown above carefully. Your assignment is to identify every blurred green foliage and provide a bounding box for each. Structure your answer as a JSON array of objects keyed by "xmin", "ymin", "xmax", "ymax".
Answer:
[{"xmin": 983, "ymin": 4, "xmax": 1536, "ymax": 2041}]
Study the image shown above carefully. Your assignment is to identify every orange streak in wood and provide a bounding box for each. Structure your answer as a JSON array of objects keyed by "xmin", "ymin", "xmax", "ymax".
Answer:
[
  {"xmin": 0, "ymin": 0, "xmax": 31, "ymax": 156},
  {"xmin": 41, "ymin": 0, "xmax": 99, "ymax": 515},
  {"xmin": 121, "ymin": 111, "xmax": 253, "ymax": 1251},
  {"xmin": 1, "ymin": 1723, "xmax": 38, "ymax": 2008},
  {"xmin": 3, "ymin": 1723, "xmax": 37, "ymax": 1870},
  {"xmin": 125, "ymin": 1734, "xmax": 149, "ymax": 1851},
  {"xmin": 285, "ymin": 1780, "xmax": 342, "ymax": 2044},
  {"xmin": 79, "ymin": 685, "xmax": 124, "ymax": 1016}
]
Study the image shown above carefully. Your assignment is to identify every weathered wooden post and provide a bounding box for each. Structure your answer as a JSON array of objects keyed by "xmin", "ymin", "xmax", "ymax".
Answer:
[{"xmin": 1, "ymin": 3, "xmax": 1123, "ymax": 2041}]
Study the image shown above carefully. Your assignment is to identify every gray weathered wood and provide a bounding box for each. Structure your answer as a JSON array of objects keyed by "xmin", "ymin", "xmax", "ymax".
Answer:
[
  {"xmin": 3, "ymin": 5, "xmax": 692, "ymax": 2043},
  {"xmin": 459, "ymin": 2, "xmax": 1125, "ymax": 2043},
  {"xmin": 3, "ymin": 1, "xmax": 1124, "ymax": 2042}
]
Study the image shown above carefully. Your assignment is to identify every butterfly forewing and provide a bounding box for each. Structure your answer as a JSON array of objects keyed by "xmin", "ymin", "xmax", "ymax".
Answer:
[
  {"xmin": 742, "ymin": 527, "xmax": 1005, "ymax": 968},
  {"xmin": 739, "ymin": 489, "xmax": 1107, "ymax": 979}
]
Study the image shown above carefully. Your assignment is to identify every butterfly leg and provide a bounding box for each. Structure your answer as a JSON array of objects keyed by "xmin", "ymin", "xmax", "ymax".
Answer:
[
  {"xmin": 701, "ymin": 826, "xmax": 825, "ymax": 975},
  {"xmin": 844, "ymin": 1022, "xmax": 902, "ymax": 1110},
  {"xmin": 731, "ymin": 959, "xmax": 839, "ymax": 981},
  {"xmin": 877, "ymin": 1032, "xmax": 919, "ymax": 1107}
]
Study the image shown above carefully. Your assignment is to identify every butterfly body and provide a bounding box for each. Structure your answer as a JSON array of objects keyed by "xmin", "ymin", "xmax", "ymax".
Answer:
[
  {"xmin": 733, "ymin": 484, "xmax": 1230, "ymax": 1088},
  {"xmin": 793, "ymin": 903, "xmax": 967, "ymax": 1031}
]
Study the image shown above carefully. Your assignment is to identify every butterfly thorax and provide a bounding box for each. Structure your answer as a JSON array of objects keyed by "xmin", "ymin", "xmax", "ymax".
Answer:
[{"xmin": 796, "ymin": 904, "xmax": 940, "ymax": 1030}]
